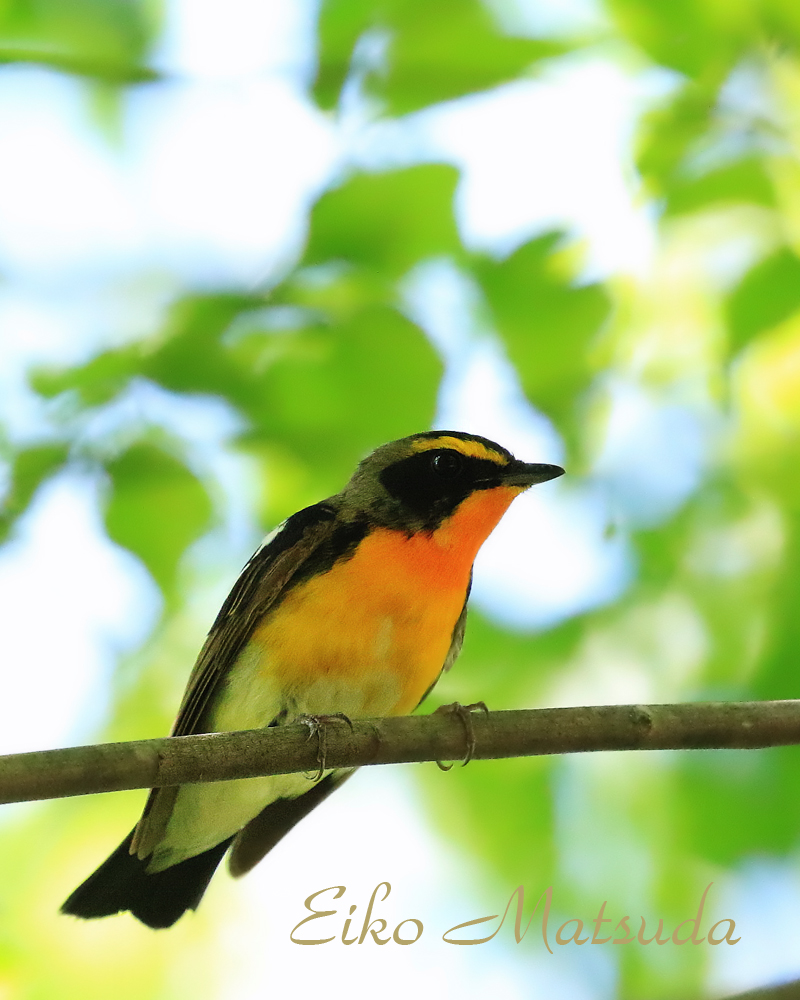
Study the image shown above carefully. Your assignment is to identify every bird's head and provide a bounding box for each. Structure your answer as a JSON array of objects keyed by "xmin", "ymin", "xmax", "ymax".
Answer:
[{"xmin": 339, "ymin": 430, "xmax": 564, "ymax": 536}]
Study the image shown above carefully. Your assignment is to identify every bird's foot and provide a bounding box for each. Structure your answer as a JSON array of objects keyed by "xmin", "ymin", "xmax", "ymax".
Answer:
[
  {"xmin": 297, "ymin": 713, "xmax": 354, "ymax": 781},
  {"xmin": 434, "ymin": 701, "xmax": 489, "ymax": 770}
]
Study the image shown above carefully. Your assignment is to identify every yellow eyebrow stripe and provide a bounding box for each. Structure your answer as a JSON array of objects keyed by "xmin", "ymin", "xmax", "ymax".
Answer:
[{"xmin": 410, "ymin": 435, "xmax": 508, "ymax": 464}]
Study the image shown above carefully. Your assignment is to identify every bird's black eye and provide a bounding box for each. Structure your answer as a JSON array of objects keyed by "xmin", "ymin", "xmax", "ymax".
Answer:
[{"xmin": 431, "ymin": 450, "xmax": 463, "ymax": 478}]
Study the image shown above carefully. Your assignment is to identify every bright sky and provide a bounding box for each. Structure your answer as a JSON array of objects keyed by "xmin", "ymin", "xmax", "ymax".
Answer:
[{"xmin": 0, "ymin": 0, "xmax": 783, "ymax": 995}]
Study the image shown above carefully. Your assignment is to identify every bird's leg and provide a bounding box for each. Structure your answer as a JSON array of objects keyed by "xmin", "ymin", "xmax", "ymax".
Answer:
[
  {"xmin": 434, "ymin": 701, "xmax": 489, "ymax": 770},
  {"xmin": 296, "ymin": 713, "xmax": 354, "ymax": 781}
]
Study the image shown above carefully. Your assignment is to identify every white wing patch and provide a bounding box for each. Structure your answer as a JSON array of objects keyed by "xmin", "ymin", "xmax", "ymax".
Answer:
[{"xmin": 254, "ymin": 519, "xmax": 288, "ymax": 556}]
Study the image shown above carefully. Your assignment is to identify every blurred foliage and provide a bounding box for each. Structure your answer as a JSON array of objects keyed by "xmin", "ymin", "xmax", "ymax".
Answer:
[
  {"xmin": 303, "ymin": 165, "xmax": 463, "ymax": 276},
  {"xmin": 727, "ymin": 248, "xmax": 800, "ymax": 350},
  {"xmin": 104, "ymin": 442, "xmax": 213, "ymax": 600},
  {"xmin": 314, "ymin": 0, "xmax": 563, "ymax": 113},
  {"xmin": 4, "ymin": 0, "xmax": 800, "ymax": 999},
  {"xmin": 472, "ymin": 234, "xmax": 611, "ymax": 452},
  {"xmin": 0, "ymin": 0, "xmax": 160, "ymax": 83},
  {"xmin": 0, "ymin": 443, "xmax": 69, "ymax": 544}
]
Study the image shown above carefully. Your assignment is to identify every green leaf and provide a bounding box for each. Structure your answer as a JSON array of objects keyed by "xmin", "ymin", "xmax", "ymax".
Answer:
[
  {"xmin": 31, "ymin": 293, "xmax": 267, "ymax": 407},
  {"xmin": 761, "ymin": 0, "xmax": 800, "ymax": 50},
  {"xmin": 314, "ymin": 0, "xmax": 562, "ymax": 114},
  {"xmin": 28, "ymin": 281, "xmax": 442, "ymax": 523},
  {"xmin": 379, "ymin": 0, "xmax": 562, "ymax": 115},
  {"xmin": 471, "ymin": 233, "xmax": 611, "ymax": 443},
  {"xmin": 141, "ymin": 293, "xmax": 268, "ymax": 403},
  {"xmin": 748, "ymin": 508, "xmax": 800, "ymax": 697},
  {"xmin": 726, "ymin": 247, "xmax": 800, "ymax": 351},
  {"xmin": 314, "ymin": 0, "xmax": 375, "ymax": 110},
  {"xmin": 104, "ymin": 443, "xmax": 213, "ymax": 599},
  {"xmin": 606, "ymin": 0, "xmax": 746, "ymax": 80},
  {"xmin": 0, "ymin": 0, "xmax": 160, "ymax": 84},
  {"xmin": 636, "ymin": 81, "xmax": 719, "ymax": 201},
  {"xmin": 665, "ymin": 157, "xmax": 775, "ymax": 217},
  {"xmin": 0, "ymin": 443, "xmax": 70, "ymax": 542},
  {"xmin": 303, "ymin": 165, "xmax": 462, "ymax": 279},
  {"xmin": 681, "ymin": 746, "xmax": 800, "ymax": 864},
  {"xmin": 247, "ymin": 302, "xmax": 442, "ymax": 516},
  {"xmin": 31, "ymin": 344, "xmax": 142, "ymax": 405}
]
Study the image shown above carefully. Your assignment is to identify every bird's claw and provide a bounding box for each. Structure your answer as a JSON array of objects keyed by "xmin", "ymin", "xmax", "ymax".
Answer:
[
  {"xmin": 297, "ymin": 713, "xmax": 354, "ymax": 781},
  {"xmin": 434, "ymin": 701, "xmax": 489, "ymax": 770}
]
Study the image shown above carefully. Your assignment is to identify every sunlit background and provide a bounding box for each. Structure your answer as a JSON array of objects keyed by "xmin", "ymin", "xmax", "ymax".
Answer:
[{"xmin": 2, "ymin": 0, "xmax": 800, "ymax": 997}]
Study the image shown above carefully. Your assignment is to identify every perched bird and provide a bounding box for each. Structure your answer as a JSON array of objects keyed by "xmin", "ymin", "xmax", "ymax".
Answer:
[{"xmin": 62, "ymin": 431, "xmax": 563, "ymax": 928}]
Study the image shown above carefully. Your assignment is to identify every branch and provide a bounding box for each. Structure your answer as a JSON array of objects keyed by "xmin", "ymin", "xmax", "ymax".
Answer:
[
  {"xmin": 723, "ymin": 979, "xmax": 800, "ymax": 1000},
  {"xmin": 2, "ymin": 700, "xmax": 800, "ymax": 806}
]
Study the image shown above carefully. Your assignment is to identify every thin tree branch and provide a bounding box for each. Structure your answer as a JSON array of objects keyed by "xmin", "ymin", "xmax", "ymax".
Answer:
[
  {"xmin": 720, "ymin": 978, "xmax": 800, "ymax": 1000},
  {"xmin": 2, "ymin": 699, "xmax": 800, "ymax": 806}
]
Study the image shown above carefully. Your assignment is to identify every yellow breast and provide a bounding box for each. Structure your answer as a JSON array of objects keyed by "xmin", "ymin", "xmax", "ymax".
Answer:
[
  {"xmin": 250, "ymin": 527, "xmax": 467, "ymax": 716},
  {"xmin": 250, "ymin": 486, "xmax": 521, "ymax": 717}
]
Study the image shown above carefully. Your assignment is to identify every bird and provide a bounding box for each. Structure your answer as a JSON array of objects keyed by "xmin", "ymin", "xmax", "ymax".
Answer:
[{"xmin": 61, "ymin": 430, "xmax": 563, "ymax": 928}]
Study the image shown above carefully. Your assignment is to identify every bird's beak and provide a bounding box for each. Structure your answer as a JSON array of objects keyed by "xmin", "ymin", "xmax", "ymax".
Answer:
[{"xmin": 501, "ymin": 460, "xmax": 565, "ymax": 488}]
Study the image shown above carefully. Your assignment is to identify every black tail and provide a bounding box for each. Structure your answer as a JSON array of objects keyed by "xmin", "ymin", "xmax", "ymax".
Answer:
[{"xmin": 61, "ymin": 830, "xmax": 233, "ymax": 929}]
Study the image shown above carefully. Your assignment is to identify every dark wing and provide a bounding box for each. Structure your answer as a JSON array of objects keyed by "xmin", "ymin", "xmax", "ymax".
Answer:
[
  {"xmin": 228, "ymin": 770, "xmax": 354, "ymax": 876},
  {"xmin": 226, "ymin": 571, "xmax": 474, "ymax": 876},
  {"xmin": 131, "ymin": 501, "xmax": 344, "ymax": 859}
]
